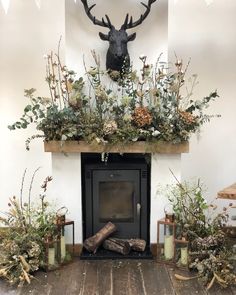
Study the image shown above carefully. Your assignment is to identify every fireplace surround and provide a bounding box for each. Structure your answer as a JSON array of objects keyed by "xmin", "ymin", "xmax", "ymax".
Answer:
[{"xmin": 46, "ymin": 141, "xmax": 188, "ymax": 256}]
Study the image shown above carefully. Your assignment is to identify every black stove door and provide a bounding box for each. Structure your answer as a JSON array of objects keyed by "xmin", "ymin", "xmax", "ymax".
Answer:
[{"xmin": 92, "ymin": 169, "xmax": 141, "ymax": 238}]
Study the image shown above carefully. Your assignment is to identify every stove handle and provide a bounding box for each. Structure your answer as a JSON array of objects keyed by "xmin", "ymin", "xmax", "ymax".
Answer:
[{"xmin": 137, "ymin": 203, "xmax": 141, "ymax": 219}]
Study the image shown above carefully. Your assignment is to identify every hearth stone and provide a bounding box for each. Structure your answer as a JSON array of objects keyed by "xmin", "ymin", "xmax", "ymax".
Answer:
[{"xmin": 80, "ymin": 247, "xmax": 153, "ymax": 260}]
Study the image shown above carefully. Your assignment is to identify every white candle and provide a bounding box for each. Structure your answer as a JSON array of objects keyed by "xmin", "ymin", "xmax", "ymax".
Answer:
[
  {"xmin": 48, "ymin": 247, "xmax": 55, "ymax": 265},
  {"xmin": 61, "ymin": 236, "xmax": 66, "ymax": 260},
  {"xmin": 164, "ymin": 235, "xmax": 174, "ymax": 260},
  {"xmin": 181, "ymin": 247, "xmax": 188, "ymax": 265}
]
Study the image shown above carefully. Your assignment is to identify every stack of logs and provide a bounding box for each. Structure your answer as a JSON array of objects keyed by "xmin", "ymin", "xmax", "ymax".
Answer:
[{"xmin": 83, "ymin": 222, "xmax": 146, "ymax": 255}]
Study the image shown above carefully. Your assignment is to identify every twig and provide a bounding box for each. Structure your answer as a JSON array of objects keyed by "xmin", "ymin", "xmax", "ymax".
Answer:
[
  {"xmin": 20, "ymin": 168, "xmax": 27, "ymax": 210},
  {"xmin": 174, "ymin": 274, "xmax": 198, "ymax": 281},
  {"xmin": 169, "ymin": 168, "xmax": 204, "ymax": 221},
  {"xmin": 206, "ymin": 275, "xmax": 215, "ymax": 290},
  {"xmin": 56, "ymin": 36, "xmax": 65, "ymax": 107},
  {"xmin": 28, "ymin": 167, "xmax": 41, "ymax": 224}
]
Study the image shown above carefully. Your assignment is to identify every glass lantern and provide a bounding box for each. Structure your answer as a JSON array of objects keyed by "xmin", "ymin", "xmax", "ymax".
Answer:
[
  {"xmin": 175, "ymin": 238, "xmax": 189, "ymax": 269},
  {"xmin": 157, "ymin": 218, "xmax": 176, "ymax": 264},
  {"xmin": 44, "ymin": 236, "xmax": 61, "ymax": 271}
]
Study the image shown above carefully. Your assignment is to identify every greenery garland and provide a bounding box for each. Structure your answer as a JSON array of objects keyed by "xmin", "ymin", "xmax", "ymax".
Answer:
[{"xmin": 8, "ymin": 50, "xmax": 219, "ymax": 150}]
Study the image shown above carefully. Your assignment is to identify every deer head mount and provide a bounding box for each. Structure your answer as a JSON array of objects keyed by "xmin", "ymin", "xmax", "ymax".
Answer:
[{"xmin": 81, "ymin": 0, "xmax": 156, "ymax": 77}]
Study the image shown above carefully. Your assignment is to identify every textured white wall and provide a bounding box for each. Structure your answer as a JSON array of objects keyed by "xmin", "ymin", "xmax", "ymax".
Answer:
[
  {"xmin": 65, "ymin": 0, "xmax": 168, "ymax": 75},
  {"xmin": 150, "ymin": 154, "xmax": 181, "ymax": 243},
  {"xmin": 168, "ymin": 0, "xmax": 236, "ymax": 204},
  {"xmin": 1, "ymin": 0, "xmax": 236, "ymax": 243},
  {"xmin": 51, "ymin": 153, "xmax": 83, "ymax": 243},
  {"xmin": 0, "ymin": 0, "xmax": 65, "ymax": 210},
  {"xmin": 51, "ymin": 152, "xmax": 181, "ymax": 244}
]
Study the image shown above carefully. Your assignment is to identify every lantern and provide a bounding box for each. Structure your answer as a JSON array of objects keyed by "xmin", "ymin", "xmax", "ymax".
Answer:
[
  {"xmin": 157, "ymin": 218, "xmax": 176, "ymax": 264},
  {"xmin": 175, "ymin": 238, "xmax": 189, "ymax": 269},
  {"xmin": 44, "ymin": 236, "xmax": 61, "ymax": 271}
]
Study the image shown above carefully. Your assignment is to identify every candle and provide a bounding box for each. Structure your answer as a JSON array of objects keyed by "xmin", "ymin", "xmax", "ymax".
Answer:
[
  {"xmin": 48, "ymin": 247, "xmax": 55, "ymax": 265},
  {"xmin": 181, "ymin": 247, "xmax": 188, "ymax": 265},
  {"xmin": 164, "ymin": 235, "xmax": 174, "ymax": 260},
  {"xmin": 61, "ymin": 236, "xmax": 66, "ymax": 260}
]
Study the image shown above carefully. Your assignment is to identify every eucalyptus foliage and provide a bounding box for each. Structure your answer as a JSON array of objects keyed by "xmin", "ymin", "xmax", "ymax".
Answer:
[{"xmin": 8, "ymin": 51, "xmax": 219, "ymax": 149}]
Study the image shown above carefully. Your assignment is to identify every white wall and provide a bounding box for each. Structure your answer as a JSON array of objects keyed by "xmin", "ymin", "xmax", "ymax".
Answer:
[
  {"xmin": 51, "ymin": 153, "xmax": 83, "ymax": 243},
  {"xmin": 65, "ymin": 0, "xmax": 168, "ymax": 75},
  {"xmin": 168, "ymin": 0, "xmax": 236, "ymax": 204},
  {"xmin": 150, "ymin": 154, "xmax": 181, "ymax": 243},
  {"xmin": 0, "ymin": 0, "xmax": 65, "ymax": 210},
  {"xmin": 1, "ymin": 0, "xmax": 236, "ymax": 240},
  {"xmin": 51, "ymin": 153, "xmax": 181, "ymax": 244}
]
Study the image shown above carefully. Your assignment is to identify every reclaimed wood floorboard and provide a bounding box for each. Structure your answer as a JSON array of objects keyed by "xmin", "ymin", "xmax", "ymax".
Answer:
[
  {"xmin": 167, "ymin": 267, "xmax": 208, "ymax": 295},
  {"xmin": 97, "ymin": 261, "xmax": 113, "ymax": 295},
  {"xmin": 139, "ymin": 261, "xmax": 174, "ymax": 295},
  {"xmin": 112, "ymin": 261, "xmax": 130, "ymax": 295},
  {"xmin": 63, "ymin": 260, "xmax": 86, "ymax": 295},
  {"xmin": 1, "ymin": 259, "xmax": 236, "ymax": 294},
  {"xmin": 81, "ymin": 261, "xmax": 99, "ymax": 295},
  {"xmin": 126, "ymin": 261, "xmax": 145, "ymax": 295},
  {"xmin": 208, "ymin": 285, "xmax": 233, "ymax": 295}
]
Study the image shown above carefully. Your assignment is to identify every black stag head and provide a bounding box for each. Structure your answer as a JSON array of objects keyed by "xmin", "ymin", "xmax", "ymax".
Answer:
[{"xmin": 81, "ymin": 0, "xmax": 156, "ymax": 77}]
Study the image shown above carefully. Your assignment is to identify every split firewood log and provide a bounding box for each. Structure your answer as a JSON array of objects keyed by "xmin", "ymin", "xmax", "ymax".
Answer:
[
  {"xmin": 127, "ymin": 239, "xmax": 146, "ymax": 252},
  {"xmin": 83, "ymin": 222, "xmax": 117, "ymax": 253},
  {"xmin": 103, "ymin": 238, "xmax": 130, "ymax": 255},
  {"xmin": 111, "ymin": 238, "xmax": 146, "ymax": 252}
]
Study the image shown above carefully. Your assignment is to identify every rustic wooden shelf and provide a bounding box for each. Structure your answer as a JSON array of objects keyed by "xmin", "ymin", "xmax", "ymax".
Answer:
[
  {"xmin": 44, "ymin": 140, "xmax": 189, "ymax": 154},
  {"xmin": 217, "ymin": 183, "xmax": 236, "ymax": 200}
]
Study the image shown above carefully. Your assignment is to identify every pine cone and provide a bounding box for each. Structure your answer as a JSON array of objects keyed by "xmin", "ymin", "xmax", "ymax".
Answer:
[{"xmin": 132, "ymin": 106, "xmax": 152, "ymax": 127}]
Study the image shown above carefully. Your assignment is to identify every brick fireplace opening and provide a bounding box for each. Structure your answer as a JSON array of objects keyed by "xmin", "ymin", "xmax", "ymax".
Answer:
[{"xmin": 81, "ymin": 153, "xmax": 150, "ymax": 257}]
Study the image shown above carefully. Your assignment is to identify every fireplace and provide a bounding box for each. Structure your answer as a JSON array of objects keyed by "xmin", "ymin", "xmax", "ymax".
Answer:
[
  {"xmin": 48, "ymin": 144, "xmax": 184, "ymax": 256},
  {"xmin": 82, "ymin": 154, "xmax": 150, "ymax": 244}
]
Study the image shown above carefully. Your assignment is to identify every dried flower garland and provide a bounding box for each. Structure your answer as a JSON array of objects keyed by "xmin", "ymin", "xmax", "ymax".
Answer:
[{"xmin": 8, "ymin": 48, "xmax": 219, "ymax": 149}]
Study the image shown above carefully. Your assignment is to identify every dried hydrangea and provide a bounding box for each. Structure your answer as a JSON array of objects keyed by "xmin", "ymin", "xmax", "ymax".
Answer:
[
  {"xmin": 95, "ymin": 85, "xmax": 108, "ymax": 101},
  {"xmin": 103, "ymin": 120, "xmax": 118, "ymax": 135},
  {"xmin": 179, "ymin": 110, "xmax": 197, "ymax": 125},
  {"xmin": 27, "ymin": 241, "xmax": 41, "ymax": 258},
  {"xmin": 132, "ymin": 106, "xmax": 152, "ymax": 127}
]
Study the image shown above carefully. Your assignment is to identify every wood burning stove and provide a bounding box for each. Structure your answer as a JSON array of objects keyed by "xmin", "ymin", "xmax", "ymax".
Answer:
[{"xmin": 82, "ymin": 154, "xmax": 150, "ymax": 244}]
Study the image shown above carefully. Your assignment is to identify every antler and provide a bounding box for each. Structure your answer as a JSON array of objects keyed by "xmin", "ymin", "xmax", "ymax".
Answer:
[
  {"xmin": 81, "ymin": 0, "xmax": 114, "ymax": 29},
  {"xmin": 121, "ymin": 0, "xmax": 157, "ymax": 30}
]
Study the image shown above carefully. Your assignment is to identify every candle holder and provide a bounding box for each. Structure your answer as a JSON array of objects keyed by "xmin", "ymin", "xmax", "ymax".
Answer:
[
  {"xmin": 164, "ymin": 205, "xmax": 175, "ymax": 223},
  {"xmin": 44, "ymin": 235, "xmax": 61, "ymax": 271},
  {"xmin": 174, "ymin": 238, "xmax": 189, "ymax": 270},
  {"xmin": 57, "ymin": 219, "xmax": 75, "ymax": 264},
  {"xmin": 56, "ymin": 206, "xmax": 68, "ymax": 225},
  {"xmin": 157, "ymin": 218, "xmax": 176, "ymax": 265}
]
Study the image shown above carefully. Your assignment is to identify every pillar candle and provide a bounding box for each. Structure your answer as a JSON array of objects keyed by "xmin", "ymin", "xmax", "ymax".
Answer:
[
  {"xmin": 164, "ymin": 235, "xmax": 174, "ymax": 260},
  {"xmin": 61, "ymin": 236, "xmax": 66, "ymax": 260},
  {"xmin": 48, "ymin": 247, "xmax": 55, "ymax": 265},
  {"xmin": 181, "ymin": 247, "xmax": 188, "ymax": 265}
]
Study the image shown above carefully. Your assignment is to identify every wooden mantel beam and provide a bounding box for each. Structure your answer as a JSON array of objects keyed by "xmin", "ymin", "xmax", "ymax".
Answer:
[
  {"xmin": 217, "ymin": 183, "xmax": 236, "ymax": 200},
  {"xmin": 44, "ymin": 140, "xmax": 189, "ymax": 154}
]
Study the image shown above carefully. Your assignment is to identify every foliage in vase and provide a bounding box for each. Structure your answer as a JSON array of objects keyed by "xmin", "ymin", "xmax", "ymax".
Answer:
[
  {"xmin": 0, "ymin": 170, "xmax": 62, "ymax": 286},
  {"xmin": 8, "ymin": 49, "xmax": 219, "ymax": 149}
]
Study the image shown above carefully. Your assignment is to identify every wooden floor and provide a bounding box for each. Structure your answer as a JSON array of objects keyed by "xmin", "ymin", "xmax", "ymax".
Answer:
[{"xmin": 1, "ymin": 258, "xmax": 236, "ymax": 295}]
